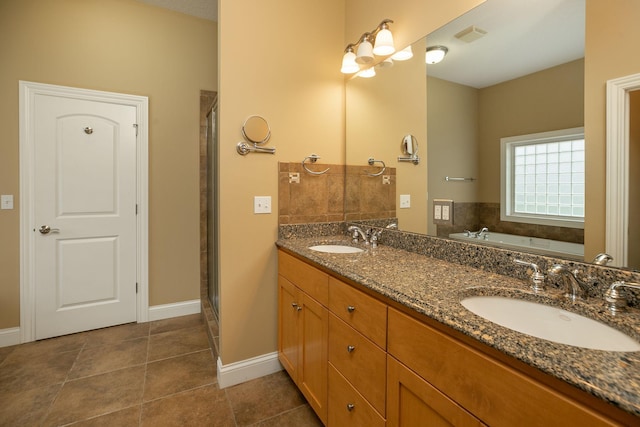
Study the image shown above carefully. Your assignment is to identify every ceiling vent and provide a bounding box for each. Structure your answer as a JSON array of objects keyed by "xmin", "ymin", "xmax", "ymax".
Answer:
[{"xmin": 454, "ymin": 25, "xmax": 487, "ymax": 43}]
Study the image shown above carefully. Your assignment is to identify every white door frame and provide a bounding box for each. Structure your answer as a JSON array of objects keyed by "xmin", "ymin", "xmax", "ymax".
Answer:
[
  {"xmin": 606, "ymin": 73, "xmax": 640, "ymax": 267},
  {"xmin": 19, "ymin": 81, "xmax": 149, "ymax": 343}
]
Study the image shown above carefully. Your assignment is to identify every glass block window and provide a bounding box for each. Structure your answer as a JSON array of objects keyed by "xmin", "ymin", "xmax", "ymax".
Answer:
[{"xmin": 501, "ymin": 128, "xmax": 584, "ymax": 228}]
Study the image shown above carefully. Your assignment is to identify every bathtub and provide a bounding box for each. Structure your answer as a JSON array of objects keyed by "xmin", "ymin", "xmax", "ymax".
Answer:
[{"xmin": 448, "ymin": 231, "xmax": 584, "ymax": 260}]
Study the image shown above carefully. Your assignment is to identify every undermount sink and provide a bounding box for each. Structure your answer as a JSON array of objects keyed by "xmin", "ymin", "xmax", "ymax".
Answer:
[
  {"xmin": 461, "ymin": 296, "xmax": 640, "ymax": 352},
  {"xmin": 308, "ymin": 244, "xmax": 364, "ymax": 254}
]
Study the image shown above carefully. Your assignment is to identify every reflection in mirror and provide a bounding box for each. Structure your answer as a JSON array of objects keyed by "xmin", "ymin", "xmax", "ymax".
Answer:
[
  {"xmin": 242, "ymin": 115, "xmax": 271, "ymax": 144},
  {"xmin": 344, "ymin": 0, "xmax": 619, "ymax": 264}
]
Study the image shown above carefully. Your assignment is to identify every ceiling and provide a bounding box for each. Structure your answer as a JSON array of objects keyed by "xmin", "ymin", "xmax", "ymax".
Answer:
[
  {"xmin": 137, "ymin": 0, "xmax": 217, "ymax": 21},
  {"xmin": 137, "ymin": 0, "xmax": 584, "ymax": 90},
  {"xmin": 425, "ymin": 0, "xmax": 585, "ymax": 88}
]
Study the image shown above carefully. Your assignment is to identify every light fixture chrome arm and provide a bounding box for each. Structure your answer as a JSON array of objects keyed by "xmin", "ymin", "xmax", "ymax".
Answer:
[
  {"xmin": 302, "ymin": 154, "xmax": 330, "ymax": 175},
  {"xmin": 366, "ymin": 157, "xmax": 386, "ymax": 177}
]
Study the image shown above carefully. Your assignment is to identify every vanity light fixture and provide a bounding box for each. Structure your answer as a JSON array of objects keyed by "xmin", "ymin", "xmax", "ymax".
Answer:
[
  {"xmin": 341, "ymin": 19, "xmax": 396, "ymax": 74},
  {"xmin": 340, "ymin": 44, "xmax": 359, "ymax": 74},
  {"xmin": 355, "ymin": 33, "xmax": 374, "ymax": 64},
  {"xmin": 391, "ymin": 45, "xmax": 413, "ymax": 61},
  {"xmin": 425, "ymin": 45, "xmax": 448, "ymax": 64},
  {"xmin": 358, "ymin": 67, "xmax": 376, "ymax": 78},
  {"xmin": 372, "ymin": 21, "xmax": 395, "ymax": 55}
]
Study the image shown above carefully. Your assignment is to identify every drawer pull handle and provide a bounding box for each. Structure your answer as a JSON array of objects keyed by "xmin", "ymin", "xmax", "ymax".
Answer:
[
  {"xmin": 291, "ymin": 303, "xmax": 302, "ymax": 311},
  {"xmin": 347, "ymin": 345, "xmax": 356, "ymax": 353},
  {"xmin": 346, "ymin": 403, "xmax": 355, "ymax": 411},
  {"xmin": 347, "ymin": 306, "xmax": 356, "ymax": 313}
]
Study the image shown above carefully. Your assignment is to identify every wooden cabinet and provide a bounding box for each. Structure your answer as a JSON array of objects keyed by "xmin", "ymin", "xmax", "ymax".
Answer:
[
  {"xmin": 278, "ymin": 251, "xmax": 634, "ymax": 426},
  {"xmin": 328, "ymin": 276, "xmax": 388, "ymax": 423},
  {"xmin": 328, "ymin": 364, "xmax": 385, "ymax": 427},
  {"xmin": 278, "ymin": 252, "xmax": 329, "ymax": 425},
  {"xmin": 387, "ymin": 355, "xmax": 485, "ymax": 427},
  {"xmin": 387, "ymin": 308, "xmax": 621, "ymax": 427}
]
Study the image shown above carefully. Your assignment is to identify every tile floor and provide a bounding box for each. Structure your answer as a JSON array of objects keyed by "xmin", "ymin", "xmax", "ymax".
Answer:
[{"xmin": 0, "ymin": 314, "xmax": 322, "ymax": 426}]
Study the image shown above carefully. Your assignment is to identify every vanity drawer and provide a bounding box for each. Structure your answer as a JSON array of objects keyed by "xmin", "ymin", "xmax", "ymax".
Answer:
[
  {"xmin": 387, "ymin": 308, "xmax": 619, "ymax": 427},
  {"xmin": 328, "ymin": 364, "xmax": 385, "ymax": 427},
  {"xmin": 329, "ymin": 314, "xmax": 386, "ymax": 415},
  {"xmin": 279, "ymin": 250, "xmax": 328, "ymax": 306},
  {"xmin": 329, "ymin": 276, "xmax": 387, "ymax": 349}
]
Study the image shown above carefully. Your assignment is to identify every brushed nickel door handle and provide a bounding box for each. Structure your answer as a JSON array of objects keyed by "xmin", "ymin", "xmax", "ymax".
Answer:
[{"xmin": 38, "ymin": 225, "xmax": 60, "ymax": 234}]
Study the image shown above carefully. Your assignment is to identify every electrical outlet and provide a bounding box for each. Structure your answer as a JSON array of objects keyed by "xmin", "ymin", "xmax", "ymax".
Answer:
[
  {"xmin": 254, "ymin": 196, "xmax": 271, "ymax": 214},
  {"xmin": 289, "ymin": 173, "xmax": 300, "ymax": 184},
  {"xmin": 382, "ymin": 175, "xmax": 391, "ymax": 185},
  {"xmin": 400, "ymin": 194, "xmax": 411, "ymax": 209}
]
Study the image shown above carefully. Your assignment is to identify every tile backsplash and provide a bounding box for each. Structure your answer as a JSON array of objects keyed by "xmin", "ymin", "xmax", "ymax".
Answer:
[{"xmin": 279, "ymin": 162, "xmax": 397, "ymax": 225}]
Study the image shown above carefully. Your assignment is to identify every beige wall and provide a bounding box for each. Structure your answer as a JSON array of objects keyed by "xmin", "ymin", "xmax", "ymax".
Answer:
[
  {"xmin": 427, "ymin": 76, "xmax": 479, "ymax": 235},
  {"xmin": 346, "ymin": 38, "xmax": 428, "ymax": 233},
  {"xmin": 217, "ymin": 0, "xmax": 484, "ymax": 365},
  {"xmin": 0, "ymin": 0, "xmax": 216, "ymax": 329},
  {"xmin": 478, "ymin": 59, "xmax": 584, "ymax": 202},
  {"xmin": 584, "ymin": 0, "xmax": 640, "ymax": 259},
  {"xmin": 217, "ymin": 0, "xmax": 346, "ymax": 363}
]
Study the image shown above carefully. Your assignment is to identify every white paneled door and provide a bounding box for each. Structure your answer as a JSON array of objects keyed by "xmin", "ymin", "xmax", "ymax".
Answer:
[{"xmin": 27, "ymin": 86, "xmax": 141, "ymax": 340}]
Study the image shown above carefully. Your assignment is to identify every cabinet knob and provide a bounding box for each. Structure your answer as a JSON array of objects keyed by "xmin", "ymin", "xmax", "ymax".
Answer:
[
  {"xmin": 346, "ymin": 403, "xmax": 355, "ymax": 411},
  {"xmin": 291, "ymin": 303, "xmax": 302, "ymax": 311},
  {"xmin": 347, "ymin": 305, "xmax": 356, "ymax": 313},
  {"xmin": 347, "ymin": 345, "xmax": 356, "ymax": 353}
]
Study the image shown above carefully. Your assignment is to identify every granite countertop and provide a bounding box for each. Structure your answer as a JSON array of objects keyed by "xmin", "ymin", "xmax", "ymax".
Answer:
[{"xmin": 276, "ymin": 235, "xmax": 640, "ymax": 418}]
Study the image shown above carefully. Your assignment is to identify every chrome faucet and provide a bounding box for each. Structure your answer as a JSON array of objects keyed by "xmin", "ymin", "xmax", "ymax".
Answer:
[
  {"xmin": 604, "ymin": 281, "xmax": 640, "ymax": 314},
  {"xmin": 548, "ymin": 264, "xmax": 588, "ymax": 302},
  {"xmin": 592, "ymin": 253, "xmax": 613, "ymax": 266},
  {"xmin": 464, "ymin": 227, "xmax": 489, "ymax": 239},
  {"xmin": 347, "ymin": 225, "xmax": 369, "ymax": 244},
  {"xmin": 514, "ymin": 259, "xmax": 545, "ymax": 292}
]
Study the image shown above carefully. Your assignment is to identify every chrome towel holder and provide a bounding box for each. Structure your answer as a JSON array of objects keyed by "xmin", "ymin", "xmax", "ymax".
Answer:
[
  {"xmin": 366, "ymin": 157, "xmax": 386, "ymax": 177},
  {"xmin": 302, "ymin": 154, "xmax": 330, "ymax": 175}
]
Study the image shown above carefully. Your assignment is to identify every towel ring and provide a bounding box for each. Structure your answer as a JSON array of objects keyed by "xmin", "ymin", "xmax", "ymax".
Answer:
[
  {"xmin": 302, "ymin": 154, "xmax": 330, "ymax": 175},
  {"xmin": 366, "ymin": 157, "xmax": 386, "ymax": 177}
]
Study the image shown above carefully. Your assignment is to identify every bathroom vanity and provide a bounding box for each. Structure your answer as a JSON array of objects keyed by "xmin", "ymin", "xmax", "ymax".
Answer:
[{"xmin": 277, "ymin": 237, "xmax": 640, "ymax": 426}]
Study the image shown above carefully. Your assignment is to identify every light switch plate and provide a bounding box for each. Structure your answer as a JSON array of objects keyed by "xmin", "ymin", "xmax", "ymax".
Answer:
[
  {"xmin": 254, "ymin": 196, "xmax": 271, "ymax": 214},
  {"xmin": 400, "ymin": 194, "xmax": 411, "ymax": 209},
  {"xmin": 1, "ymin": 195, "xmax": 13, "ymax": 210}
]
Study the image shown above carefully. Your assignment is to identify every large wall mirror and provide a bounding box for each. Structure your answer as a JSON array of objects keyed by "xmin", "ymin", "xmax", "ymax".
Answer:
[{"xmin": 345, "ymin": 0, "xmax": 638, "ymax": 271}]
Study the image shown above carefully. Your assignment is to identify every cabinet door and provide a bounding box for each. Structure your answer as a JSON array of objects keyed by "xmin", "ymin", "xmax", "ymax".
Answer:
[
  {"xmin": 299, "ymin": 293, "xmax": 329, "ymax": 425},
  {"xmin": 387, "ymin": 356, "xmax": 485, "ymax": 427},
  {"xmin": 278, "ymin": 275, "xmax": 300, "ymax": 379}
]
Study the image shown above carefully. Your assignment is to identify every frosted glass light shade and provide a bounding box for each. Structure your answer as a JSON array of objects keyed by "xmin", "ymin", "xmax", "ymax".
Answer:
[
  {"xmin": 355, "ymin": 40, "xmax": 374, "ymax": 64},
  {"xmin": 391, "ymin": 45, "xmax": 413, "ymax": 61},
  {"xmin": 425, "ymin": 46, "xmax": 448, "ymax": 64},
  {"xmin": 341, "ymin": 51, "xmax": 359, "ymax": 74},
  {"xmin": 373, "ymin": 28, "xmax": 395, "ymax": 56},
  {"xmin": 358, "ymin": 67, "xmax": 376, "ymax": 78}
]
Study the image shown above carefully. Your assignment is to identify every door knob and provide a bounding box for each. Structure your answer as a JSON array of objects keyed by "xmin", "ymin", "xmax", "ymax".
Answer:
[{"xmin": 38, "ymin": 225, "xmax": 60, "ymax": 234}]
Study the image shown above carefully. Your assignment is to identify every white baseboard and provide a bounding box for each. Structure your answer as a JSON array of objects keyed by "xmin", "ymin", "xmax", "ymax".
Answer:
[
  {"xmin": 148, "ymin": 299, "xmax": 201, "ymax": 322},
  {"xmin": 0, "ymin": 327, "xmax": 21, "ymax": 348},
  {"xmin": 217, "ymin": 352, "xmax": 283, "ymax": 389}
]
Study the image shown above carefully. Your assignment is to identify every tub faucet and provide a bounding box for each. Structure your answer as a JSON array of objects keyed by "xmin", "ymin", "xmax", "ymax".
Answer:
[
  {"xmin": 548, "ymin": 264, "xmax": 588, "ymax": 302},
  {"xmin": 592, "ymin": 253, "xmax": 613, "ymax": 266},
  {"xmin": 347, "ymin": 225, "xmax": 369, "ymax": 244},
  {"xmin": 464, "ymin": 227, "xmax": 489, "ymax": 238}
]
